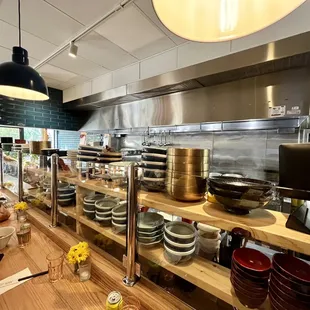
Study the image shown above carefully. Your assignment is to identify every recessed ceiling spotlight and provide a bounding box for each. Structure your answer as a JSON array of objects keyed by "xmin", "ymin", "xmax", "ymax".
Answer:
[{"xmin": 69, "ymin": 42, "xmax": 78, "ymax": 58}]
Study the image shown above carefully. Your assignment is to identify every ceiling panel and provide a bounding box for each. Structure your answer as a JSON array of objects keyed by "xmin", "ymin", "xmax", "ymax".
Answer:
[
  {"xmin": 42, "ymin": 76, "xmax": 62, "ymax": 89},
  {"xmin": 0, "ymin": 46, "xmax": 11, "ymax": 63},
  {"xmin": 134, "ymin": 0, "xmax": 187, "ymax": 45},
  {"xmin": 131, "ymin": 36, "xmax": 175, "ymax": 59},
  {"xmin": 38, "ymin": 64, "xmax": 77, "ymax": 82},
  {"xmin": 58, "ymin": 75, "xmax": 90, "ymax": 90},
  {"xmin": 76, "ymin": 32, "xmax": 137, "ymax": 70},
  {"xmin": 45, "ymin": 0, "xmax": 119, "ymax": 25},
  {"xmin": 0, "ymin": 0, "xmax": 82, "ymax": 45},
  {"xmin": 49, "ymin": 50, "xmax": 110, "ymax": 78},
  {"xmin": 0, "ymin": 20, "xmax": 57, "ymax": 60},
  {"xmin": 95, "ymin": 4, "xmax": 166, "ymax": 53}
]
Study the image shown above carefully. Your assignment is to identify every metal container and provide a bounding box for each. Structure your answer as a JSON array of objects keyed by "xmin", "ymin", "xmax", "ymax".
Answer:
[
  {"xmin": 166, "ymin": 171, "xmax": 207, "ymax": 188},
  {"xmin": 29, "ymin": 141, "xmax": 51, "ymax": 155},
  {"xmin": 166, "ymin": 183, "xmax": 206, "ymax": 201},
  {"xmin": 167, "ymin": 155, "xmax": 210, "ymax": 165},
  {"xmin": 167, "ymin": 162, "xmax": 209, "ymax": 173},
  {"xmin": 167, "ymin": 148, "xmax": 210, "ymax": 157}
]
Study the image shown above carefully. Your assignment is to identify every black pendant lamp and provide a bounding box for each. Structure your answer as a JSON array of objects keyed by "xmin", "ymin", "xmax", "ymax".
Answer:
[{"xmin": 0, "ymin": 0, "xmax": 49, "ymax": 101}]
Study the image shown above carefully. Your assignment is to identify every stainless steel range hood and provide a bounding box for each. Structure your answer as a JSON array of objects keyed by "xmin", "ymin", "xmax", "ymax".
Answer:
[{"xmin": 65, "ymin": 31, "xmax": 310, "ymax": 111}]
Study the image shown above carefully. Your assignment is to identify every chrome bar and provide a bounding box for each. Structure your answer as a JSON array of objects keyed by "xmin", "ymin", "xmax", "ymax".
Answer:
[
  {"xmin": 17, "ymin": 151, "xmax": 23, "ymax": 202},
  {"xmin": 50, "ymin": 154, "xmax": 59, "ymax": 228},
  {"xmin": 123, "ymin": 164, "xmax": 138, "ymax": 286},
  {"xmin": 0, "ymin": 149, "xmax": 3, "ymax": 188}
]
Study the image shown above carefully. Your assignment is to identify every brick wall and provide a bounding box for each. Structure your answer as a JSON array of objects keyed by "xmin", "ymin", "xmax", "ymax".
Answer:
[{"xmin": 0, "ymin": 88, "xmax": 88, "ymax": 131}]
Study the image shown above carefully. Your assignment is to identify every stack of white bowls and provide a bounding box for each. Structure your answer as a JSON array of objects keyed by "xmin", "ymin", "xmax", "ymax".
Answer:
[
  {"xmin": 137, "ymin": 213, "xmax": 164, "ymax": 246},
  {"xmin": 164, "ymin": 221, "xmax": 196, "ymax": 265},
  {"xmin": 196, "ymin": 223, "xmax": 221, "ymax": 261},
  {"xmin": 112, "ymin": 201, "xmax": 127, "ymax": 234},
  {"xmin": 95, "ymin": 196, "xmax": 118, "ymax": 226}
]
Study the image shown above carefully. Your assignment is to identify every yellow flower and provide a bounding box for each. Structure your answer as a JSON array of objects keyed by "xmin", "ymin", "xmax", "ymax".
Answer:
[
  {"xmin": 67, "ymin": 251, "xmax": 77, "ymax": 264},
  {"xmin": 14, "ymin": 202, "xmax": 28, "ymax": 211},
  {"xmin": 75, "ymin": 247, "xmax": 90, "ymax": 263},
  {"xmin": 77, "ymin": 241, "xmax": 89, "ymax": 250}
]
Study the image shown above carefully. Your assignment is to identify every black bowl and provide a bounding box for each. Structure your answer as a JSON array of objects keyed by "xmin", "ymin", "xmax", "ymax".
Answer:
[
  {"xmin": 142, "ymin": 153, "xmax": 167, "ymax": 163},
  {"xmin": 142, "ymin": 147, "xmax": 167, "ymax": 155}
]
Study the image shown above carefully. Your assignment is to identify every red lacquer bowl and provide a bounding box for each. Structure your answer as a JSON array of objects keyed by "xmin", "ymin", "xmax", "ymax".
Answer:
[
  {"xmin": 272, "ymin": 267, "xmax": 310, "ymax": 295},
  {"xmin": 232, "ymin": 260, "xmax": 269, "ymax": 284},
  {"xmin": 234, "ymin": 286, "xmax": 267, "ymax": 309},
  {"xmin": 273, "ymin": 253, "xmax": 310, "ymax": 285},
  {"xmin": 231, "ymin": 269, "xmax": 268, "ymax": 292},
  {"xmin": 233, "ymin": 248, "xmax": 271, "ymax": 277},
  {"xmin": 270, "ymin": 273, "xmax": 310, "ymax": 303},
  {"xmin": 230, "ymin": 277, "xmax": 268, "ymax": 299},
  {"xmin": 269, "ymin": 282, "xmax": 308, "ymax": 310}
]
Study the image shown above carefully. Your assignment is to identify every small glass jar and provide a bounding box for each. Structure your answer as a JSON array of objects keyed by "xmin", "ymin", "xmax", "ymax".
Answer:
[{"xmin": 78, "ymin": 257, "xmax": 91, "ymax": 282}]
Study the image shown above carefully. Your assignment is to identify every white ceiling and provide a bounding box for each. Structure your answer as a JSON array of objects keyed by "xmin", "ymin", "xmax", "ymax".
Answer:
[{"xmin": 0, "ymin": 0, "xmax": 187, "ymax": 90}]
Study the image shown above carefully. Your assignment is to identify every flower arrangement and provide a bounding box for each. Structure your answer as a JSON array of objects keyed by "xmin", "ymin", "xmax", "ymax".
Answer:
[
  {"xmin": 67, "ymin": 241, "xmax": 90, "ymax": 264},
  {"xmin": 14, "ymin": 201, "xmax": 28, "ymax": 211}
]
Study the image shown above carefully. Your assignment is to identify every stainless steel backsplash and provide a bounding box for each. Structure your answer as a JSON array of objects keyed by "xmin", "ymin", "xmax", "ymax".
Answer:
[{"xmin": 119, "ymin": 130, "xmax": 298, "ymax": 182}]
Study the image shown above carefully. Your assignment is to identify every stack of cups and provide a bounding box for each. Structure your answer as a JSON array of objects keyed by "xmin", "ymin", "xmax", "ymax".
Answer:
[{"xmin": 196, "ymin": 223, "xmax": 221, "ymax": 261}]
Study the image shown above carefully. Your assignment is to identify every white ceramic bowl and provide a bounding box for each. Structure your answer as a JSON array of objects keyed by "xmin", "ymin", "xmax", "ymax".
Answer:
[
  {"xmin": 95, "ymin": 198, "xmax": 118, "ymax": 211},
  {"xmin": 0, "ymin": 227, "xmax": 15, "ymax": 250},
  {"xmin": 164, "ymin": 234, "xmax": 196, "ymax": 248},
  {"xmin": 112, "ymin": 201, "xmax": 127, "ymax": 217},
  {"xmin": 164, "ymin": 243, "xmax": 195, "ymax": 264},
  {"xmin": 137, "ymin": 212, "xmax": 164, "ymax": 231}
]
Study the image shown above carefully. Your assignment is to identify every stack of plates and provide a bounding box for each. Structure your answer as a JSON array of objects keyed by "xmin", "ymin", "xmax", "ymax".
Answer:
[
  {"xmin": 95, "ymin": 196, "xmax": 118, "ymax": 226},
  {"xmin": 166, "ymin": 148, "xmax": 209, "ymax": 201},
  {"xmin": 77, "ymin": 145, "xmax": 122, "ymax": 163},
  {"xmin": 269, "ymin": 254, "xmax": 310, "ymax": 310},
  {"xmin": 67, "ymin": 150, "xmax": 78, "ymax": 161},
  {"xmin": 141, "ymin": 147, "xmax": 167, "ymax": 192},
  {"xmin": 58, "ymin": 184, "xmax": 75, "ymax": 207},
  {"xmin": 137, "ymin": 212, "xmax": 164, "ymax": 246},
  {"xmin": 164, "ymin": 222, "xmax": 196, "ymax": 265},
  {"xmin": 41, "ymin": 148, "xmax": 59, "ymax": 156},
  {"xmin": 231, "ymin": 248, "xmax": 270, "ymax": 309},
  {"xmin": 112, "ymin": 201, "xmax": 127, "ymax": 234}
]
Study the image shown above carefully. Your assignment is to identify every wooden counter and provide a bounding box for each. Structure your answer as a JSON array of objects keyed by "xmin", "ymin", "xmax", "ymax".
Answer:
[
  {"xmin": 0, "ymin": 215, "xmax": 112, "ymax": 310},
  {"xmin": 0, "ymin": 189, "xmax": 191, "ymax": 310}
]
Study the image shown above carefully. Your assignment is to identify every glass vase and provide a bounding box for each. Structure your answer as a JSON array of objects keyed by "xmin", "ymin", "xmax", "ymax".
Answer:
[
  {"xmin": 78, "ymin": 257, "xmax": 91, "ymax": 282},
  {"xmin": 16, "ymin": 210, "xmax": 26, "ymax": 221}
]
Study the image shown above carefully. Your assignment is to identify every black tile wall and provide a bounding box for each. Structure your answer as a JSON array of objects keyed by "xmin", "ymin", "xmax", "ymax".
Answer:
[{"xmin": 0, "ymin": 88, "xmax": 88, "ymax": 131}]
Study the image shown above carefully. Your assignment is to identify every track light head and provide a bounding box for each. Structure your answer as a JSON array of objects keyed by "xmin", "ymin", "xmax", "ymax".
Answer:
[{"xmin": 69, "ymin": 42, "xmax": 78, "ymax": 58}]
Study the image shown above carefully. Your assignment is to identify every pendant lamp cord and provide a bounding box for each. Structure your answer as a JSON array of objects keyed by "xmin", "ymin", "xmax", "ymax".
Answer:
[{"xmin": 18, "ymin": 0, "xmax": 21, "ymax": 47}]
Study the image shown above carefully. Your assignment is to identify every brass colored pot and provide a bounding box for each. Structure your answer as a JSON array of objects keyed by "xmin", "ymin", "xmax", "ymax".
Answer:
[
  {"xmin": 166, "ymin": 172, "xmax": 207, "ymax": 188},
  {"xmin": 167, "ymin": 155, "xmax": 210, "ymax": 165},
  {"xmin": 166, "ymin": 169, "xmax": 209, "ymax": 178},
  {"xmin": 167, "ymin": 162, "xmax": 209, "ymax": 173},
  {"xmin": 167, "ymin": 148, "xmax": 210, "ymax": 157},
  {"xmin": 166, "ymin": 183, "xmax": 206, "ymax": 202}
]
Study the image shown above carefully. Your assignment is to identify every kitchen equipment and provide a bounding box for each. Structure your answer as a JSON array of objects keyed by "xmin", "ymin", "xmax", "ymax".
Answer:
[
  {"xmin": 141, "ymin": 177, "xmax": 165, "ymax": 192},
  {"xmin": 166, "ymin": 183, "xmax": 206, "ymax": 202},
  {"xmin": 231, "ymin": 248, "xmax": 270, "ymax": 308},
  {"xmin": 141, "ymin": 161, "xmax": 166, "ymax": 170},
  {"xmin": 164, "ymin": 222, "xmax": 196, "ymax": 243},
  {"xmin": 142, "ymin": 153, "xmax": 167, "ymax": 163},
  {"xmin": 143, "ymin": 147, "xmax": 167, "ymax": 155},
  {"xmin": 167, "ymin": 148, "xmax": 210, "ymax": 157},
  {"xmin": 29, "ymin": 141, "xmax": 51, "ymax": 155}
]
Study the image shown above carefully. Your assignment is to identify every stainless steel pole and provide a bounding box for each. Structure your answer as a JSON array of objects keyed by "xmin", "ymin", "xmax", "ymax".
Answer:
[
  {"xmin": 123, "ymin": 164, "xmax": 138, "ymax": 286},
  {"xmin": 0, "ymin": 149, "xmax": 3, "ymax": 188},
  {"xmin": 50, "ymin": 154, "xmax": 59, "ymax": 228},
  {"xmin": 17, "ymin": 151, "xmax": 23, "ymax": 201}
]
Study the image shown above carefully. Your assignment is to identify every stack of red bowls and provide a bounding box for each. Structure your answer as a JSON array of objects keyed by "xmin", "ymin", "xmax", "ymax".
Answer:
[
  {"xmin": 270, "ymin": 253, "xmax": 310, "ymax": 310},
  {"xmin": 231, "ymin": 248, "xmax": 271, "ymax": 309}
]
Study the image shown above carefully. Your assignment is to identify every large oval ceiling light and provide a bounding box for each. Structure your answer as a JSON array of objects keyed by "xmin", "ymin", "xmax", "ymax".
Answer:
[
  {"xmin": 152, "ymin": 0, "xmax": 306, "ymax": 42},
  {"xmin": 0, "ymin": 0, "xmax": 49, "ymax": 101}
]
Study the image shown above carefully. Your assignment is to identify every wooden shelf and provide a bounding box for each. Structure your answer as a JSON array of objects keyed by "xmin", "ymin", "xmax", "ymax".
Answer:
[
  {"xmin": 60, "ymin": 177, "xmax": 310, "ymax": 256},
  {"xmin": 78, "ymin": 215, "xmax": 269, "ymax": 309},
  {"xmin": 142, "ymin": 192, "xmax": 310, "ymax": 256}
]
